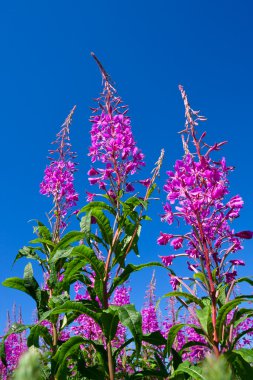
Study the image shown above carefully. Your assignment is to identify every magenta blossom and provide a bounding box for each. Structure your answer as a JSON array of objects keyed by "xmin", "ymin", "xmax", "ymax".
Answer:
[
  {"xmin": 171, "ymin": 237, "xmax": 183, "ymax": 250},
  {"xmin": 160, "ymin": 255, "xmax": 175, "ymax": 266},
  {"xmin": 88, "ymin": 60, "xmax": 145, "ymax": 195},
  {"xmin": 157, "ymin": 232, "xmax": 173, "ymax": 245}
]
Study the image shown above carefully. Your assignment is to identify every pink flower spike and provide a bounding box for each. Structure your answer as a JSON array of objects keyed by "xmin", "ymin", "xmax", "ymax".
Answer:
[
  {"xmin": 160, "ymin": 255, "xmax": 175, "ymax": 266},
  {"xmin": 171, "ymin": 237, "xmax": 183, "ymax": 250}
]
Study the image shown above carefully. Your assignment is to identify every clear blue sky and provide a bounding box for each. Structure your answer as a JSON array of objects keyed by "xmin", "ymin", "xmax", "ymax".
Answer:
[{"xmin": 1, "ymin": 0, "xmax": 253, "ymax": 329}]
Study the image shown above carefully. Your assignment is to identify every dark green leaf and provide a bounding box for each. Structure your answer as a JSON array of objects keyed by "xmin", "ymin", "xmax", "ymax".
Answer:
[
  {"xmin": 216, "ymin": 299, "xmax": 243, "ymax": 340},
  {"xmin": 27, "ymin": 325, "xmax": 53, "ymax": 348},
  {"xmin": 164, "ymin": 291, "xmax": 205, "ymax": 308},
  {"xmin": 142, "ymin": 330, "xmax": 166, "ymax": 346},
  {"xmin": 78, "ymin": 201, "xmax": 116, "ymax": 216}
]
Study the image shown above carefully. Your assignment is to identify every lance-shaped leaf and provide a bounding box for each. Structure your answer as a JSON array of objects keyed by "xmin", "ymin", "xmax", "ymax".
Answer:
[
  {"xmin": 225, "ymin": 351, "xmax": 253, "ymax": 378},
  {"xmin": 196, "ymin": 302, "xmax": 211, "ymax": 334},
  {"xmin": 27, "ymin": 324, "xmax": 53, "ymax": 348},
  {"xmin": 170, "ymin": 361, "xmax": 206, "ymax": 380},
  {"xmin": 3, "ymin": 263, "xmax": 47, "ymax": 318},
  {"xmin": 50, "ymin": 231, "xmax": 85, "ymax": 258},
  {"xmin": 166, "ymin": 323, "xmax": 186, "ymax": 357},
  {"xmin": 142, "ymin": 330, "xmax": 167, "ymax": 346},
  {"xmin": 232, "ymin": 348, "xmax": 253, "ymax": 364},
  {"xmin": 89, "ymin": 209, "xmax": 113, "ymax": 245},
  {"xmin": 53, "ymin": 336, "xmax": 107, "ymax": 379},
  {"xmin": 13, "ymin": 246, "xmax": 46, "ymax": 267},
  {"xmin": 48, "ymin": 300, "xmax": 102, "ymax": 325},
  {"xmin": 78, "ymin": 201, "xmax": 116, "ymax": 216},
  {"xmin": 70, "ymin": 245, "xmax": 105, "ymax": 302},
  {"xmin": 100, "ymin": 307, "xmax": 119, "ymax": 341},
  {"xmin": 216, "ymin": 299, "xmax": 244, "ymax": 340},
  {"xmin": 110, "ymin": 304, "xmax": 142, "ymax": 356},
  {"xmin": 164, "ymin": 291, "xmax": 205, "ymax": 308}
]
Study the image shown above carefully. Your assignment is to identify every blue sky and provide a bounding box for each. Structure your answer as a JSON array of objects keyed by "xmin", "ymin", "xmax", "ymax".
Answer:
[{"xmin": 1, "ymin": 0, "xmax": 253, "ymax": 328}]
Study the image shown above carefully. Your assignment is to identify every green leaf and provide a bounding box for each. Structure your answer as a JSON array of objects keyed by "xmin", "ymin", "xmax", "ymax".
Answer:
[
  {"xmin": 48, "ymin": 300, "xmax": 102, "ymax": 325},
  {"xmin": 78, "ymin": 201, "xmax": 116, "ymax": 216},
  {"xmin": 111, "ymin": 304, "xmax": 142, "ymax": 356},
  {"xmin": 113, "ymin": 338, "xmax": 134, "ymax": 360},
  {"xmin": 53, "ymin": 336, "xmax": 107, "ymax": 379},
  {"xmin": 216, "ymin": 299, "xmax": 243, "ymax": 340},
  {"xmin": 236, "ymin": 277, "xmax": 253, "ymax": 287},
  {"xmin": 90, "ymin": 209, "xmax": 113, "ymax": 245},
  {"xmin": 154, "ymin": 352, "xmax": 169, "ymax": 376},
  {"xmin": 179, "ymin": 340, "xmax": 209, "ymax": 354},
  {"xmin": 194, "ymin": 272, "xmax": 208, "ymax": 285},
  {"xmin": 27, "ymin": 325, "xmax": 53, "ymax": 348},
  {"xmin": 171, "ymin": 348, "xmax": 183, "ymax": 371},
  {"xmin": 13, "ymin": 246, "xmax": 45, "ymax": 266},
  {"xmin": 166, "ymin": 323, "xmax": 186, "ymax": 356},
  {"xmin": 3, "ymin": 277, "xmax": 30, "ymax": 294},
  {"xmin": 171, "ymin": 362, "xmax": 206, "ymax": 380},
  {"xmin": 80, "ymin": 212, "xmax": 91, "ymax": 236},
  {"xmin": 101, "ymin": 307, "xmax": 119, "ymax": 341},
  {"xmin": 225, "ymin": 351, "xmax": 253, "ymax": 378},
  {"xmin": 34, "ymin": 221, "xmax": 52, "ymax": 240},
  {"xmin": 123, "ymin": 196, "xmax": 148, "ymax": 212},
  {"xmin": 130, "ymin": 370, "xmax": 166, "ymax": 378},
  {"xmin": 71, "ymin": 245, "xmax": 105, "ymax": 302},
  {"xmin": 142, "ymin": 330, "xmax": 167, "ymax": 346},
  {"xmin": 51, "ymin": 231, "xmax": 85, "ymax": 258},
  {"xmin": 3, "ymin": 264, "xmax": 47, "ymax": 318},
  {"xmin": 164, "ymin": 291, "xmax": 205, "ymax": 308},
  {"xmin": 49, "ymin": 247, "xmax": 73, "ymax": 264},
  {"xmin": 233, "ymin": 348, "xmax": 253, "ymax": 363},
  {"xmin": 196, "ymin": 303, "xmax": 211, "ymax": 334}
]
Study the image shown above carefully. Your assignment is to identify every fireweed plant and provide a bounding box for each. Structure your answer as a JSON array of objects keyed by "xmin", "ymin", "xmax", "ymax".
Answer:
[
  {"xmin": 156, "ymin": 85, "xmax": 253, "ymax": 377},
  {"xmin": 1, "ymin": 54, "xmax": 165, "ymax": 380},
  {"xmin": 1, "ymin": 54, "xmax": 253, "ymax": 379}
]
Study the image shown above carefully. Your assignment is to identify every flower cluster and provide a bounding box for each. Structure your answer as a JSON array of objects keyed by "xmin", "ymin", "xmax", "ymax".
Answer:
[
  {"xmin": 88, "ymin": 54, "xmax": 145, "ymax": 198},
  {"xmin": 158, "ymin": 86, "xmax": 251, "ymax": 285},
  {"xmin": 0, "ymin": 309, "xmax": 27, "ymax": 380},
  {"xmin": 40, "ymin": 106, "xmax": 78, "ymax": 234},
  {"xmin": 141, "ymin": 273, "xmax": 159, "ymax": 334}
]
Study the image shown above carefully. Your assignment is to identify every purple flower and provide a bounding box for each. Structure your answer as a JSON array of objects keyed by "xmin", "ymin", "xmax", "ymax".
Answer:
[
  {"xmin": 171, "ymin": 237, "xmax": 183, "ymax": 250},
  {"xmin": 88, "ymin": 69, "xmax": 145, "ymax": 195},
  {"xmin": 234, "ymin": 230, "xmax": 253, "ymax": 239},
  {"xmin": 170, "ymin": 275, "xmax": 179, "ymax": 290},
  {"xmin": 230, "ymin": 259, "xmax": 245, "ymax": 266},
  {"xmin": 141, "ymin": 273, "xmax": 159, "ymax": 334},
  {"xmin": 157, "ymin": 232, "xmax": 173, "ymax": 245},
  {"xmin": 224, "ymin": 270, "xmax": 237, "ymax": 283},
  {"xmin": 160, "ymin": 255, "xmax": 175, "ymax": 266},
  {"xmin": 161, "ymin": 203, "xmax": 174, "ymax": 224},
  {"xmin": 40, "ymin": 107, "xmax": 78, "ymax": 234}
]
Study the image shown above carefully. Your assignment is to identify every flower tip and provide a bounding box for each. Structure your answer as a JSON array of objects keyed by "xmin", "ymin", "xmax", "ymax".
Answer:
[{"xmin": 234, "ymin": 230, "xmax": 253, "ymax": 239}]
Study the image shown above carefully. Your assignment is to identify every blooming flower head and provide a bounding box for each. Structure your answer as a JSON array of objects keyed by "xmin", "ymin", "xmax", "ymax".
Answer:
[
  {"xmin": 88, "ymin": 53, "xmax": 145, "ymax": 196},
  {"xmin": 141, "ymin": 272, "xmax": 159, "ymax": 334},
  {"xmin": 158, "ymin": 85, "xmax": 249, "ymax": 286},
  {"xmin": 40, "ymin": 107, "xmax": 79, "ymax": 239}
]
